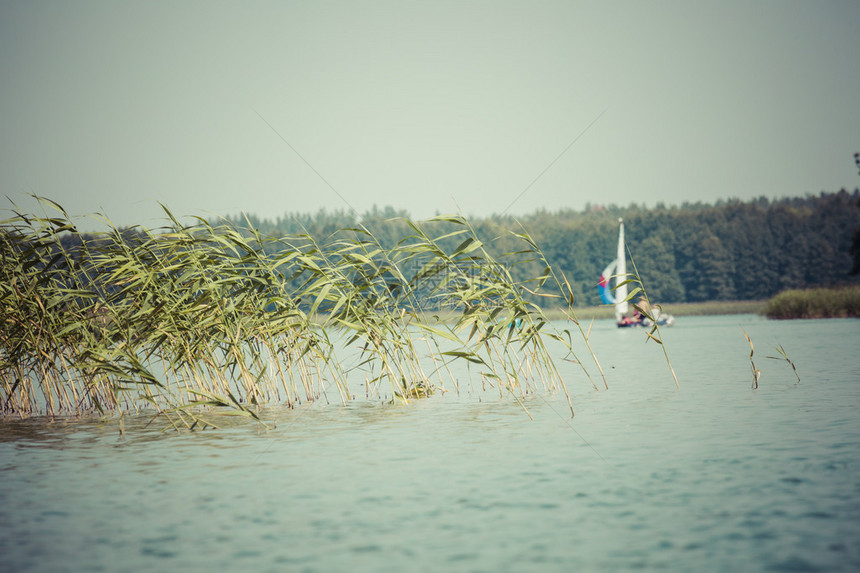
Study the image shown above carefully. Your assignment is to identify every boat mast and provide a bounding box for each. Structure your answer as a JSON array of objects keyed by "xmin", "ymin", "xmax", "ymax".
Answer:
[{"xmin": 615, "ymin": 218, "xmax": 629, "ymax": 320}]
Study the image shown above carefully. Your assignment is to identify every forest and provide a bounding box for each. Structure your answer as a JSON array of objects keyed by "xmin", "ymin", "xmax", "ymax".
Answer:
[{"xmin": 225, "ymin": 189, "xmax": 860, "ymax": 307}]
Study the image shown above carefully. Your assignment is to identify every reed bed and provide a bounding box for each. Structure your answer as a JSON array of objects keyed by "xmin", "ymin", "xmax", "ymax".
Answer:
[
  {"xmin": 1, "ymin": 199, "xmax": 601, "ymax": 424},
  {"xmin": 763, "ymin": 286, "xmax": 860, "ymax": 319}
]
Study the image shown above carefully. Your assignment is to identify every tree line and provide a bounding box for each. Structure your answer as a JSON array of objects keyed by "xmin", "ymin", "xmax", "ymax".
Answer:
[{"xmin": 225, "ymin": 189, "xmax": 860, "ymax": 306}]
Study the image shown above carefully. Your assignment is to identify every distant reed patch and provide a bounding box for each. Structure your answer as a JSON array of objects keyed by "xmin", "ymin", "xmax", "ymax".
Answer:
[{"xmin": 763, "ymin": 286, "xmax": 860, "ymax": 319}]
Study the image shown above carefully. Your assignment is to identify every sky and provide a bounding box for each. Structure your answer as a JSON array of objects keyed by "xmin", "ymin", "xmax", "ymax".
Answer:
[{"xmin": 1, "ymin": 0, "xmax": 859, "ymax": 229}]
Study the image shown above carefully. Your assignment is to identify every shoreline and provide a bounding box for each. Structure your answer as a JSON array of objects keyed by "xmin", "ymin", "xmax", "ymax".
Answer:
[
  {"xmin": 542, "ymin": 300, "xmax": 766, "ymax": 321},
  {"xmin": 408, "ymin": 300, "xmax": 767, "ymax": 324}
]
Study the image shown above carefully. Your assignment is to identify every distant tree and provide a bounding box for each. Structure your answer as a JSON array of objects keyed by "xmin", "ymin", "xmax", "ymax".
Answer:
[
  {"xmin": 851, "ymin": 187, "xmax": 860, "ymax": 276},
  {"xmin": 695, "ymin": 233, "xmax": 735, "ymax": 301},
  {"xmin": 636, "ymin": 234, "xmax": 685, "ymax": 302},
  {"xmin": 851, "ymin": 228, "xmax": 860, "ymax": 275}
]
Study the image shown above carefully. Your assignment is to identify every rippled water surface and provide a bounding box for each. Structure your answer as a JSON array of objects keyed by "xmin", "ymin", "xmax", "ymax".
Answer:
[{"xmin": 2, "ymin": 315, "xmax": 859, "ymax": 572}]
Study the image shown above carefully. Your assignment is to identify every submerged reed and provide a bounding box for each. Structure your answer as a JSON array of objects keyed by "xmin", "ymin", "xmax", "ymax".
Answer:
[
  {"xmin": 742, "ymin": 330, "xmax": 761, "ymax": 389},
  {"xmin": 742, "ymin": 332, "xmax": 803, "ymax": 388},
  {"xmin": 1, "ymin": 199, "xmax": 605, "ymax": 424},
  {"xmin": 766, "ymin": 344, "xmax": 800, "ymax": 384}
]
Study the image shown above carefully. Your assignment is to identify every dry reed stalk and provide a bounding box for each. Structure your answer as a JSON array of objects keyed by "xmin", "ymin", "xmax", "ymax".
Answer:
[
  {"xmin": 767, "ymin": 344, "xmax": 800, "ymax": 384},
  {"xmin": 742, "ymin": 330, "xmax": 761, "ymax": 389}
]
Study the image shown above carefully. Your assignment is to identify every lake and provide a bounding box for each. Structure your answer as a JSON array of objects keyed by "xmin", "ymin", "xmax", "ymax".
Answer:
[{"xmin": 1, "ymin": 315, "xmax": 859, "ymax": 572}]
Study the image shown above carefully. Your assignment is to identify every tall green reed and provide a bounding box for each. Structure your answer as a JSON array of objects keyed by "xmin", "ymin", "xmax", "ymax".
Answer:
[{"xmin": 1, "ymin": 199, "xmax": 604, "ymax": 425}]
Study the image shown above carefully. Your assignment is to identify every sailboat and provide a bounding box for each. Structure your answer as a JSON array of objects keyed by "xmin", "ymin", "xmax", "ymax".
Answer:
[{"xmin": 598, "ymin": 219, "xmax": 674, "ymax": 328}]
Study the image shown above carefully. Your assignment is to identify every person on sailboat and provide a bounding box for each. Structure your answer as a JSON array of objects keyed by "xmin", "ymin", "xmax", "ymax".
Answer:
[
  {"xmin": 618, "ymin": 308, "xmax": 643, "ymax": 327},
  {"xmin": 637, "ymin": 298, "xmax": 675, "ymax": 327}
]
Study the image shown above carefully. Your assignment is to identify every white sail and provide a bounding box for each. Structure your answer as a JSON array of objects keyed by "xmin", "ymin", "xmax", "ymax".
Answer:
[{"xmin": 615, "ymin": 219, "xmax": 629, "ymax": 320}]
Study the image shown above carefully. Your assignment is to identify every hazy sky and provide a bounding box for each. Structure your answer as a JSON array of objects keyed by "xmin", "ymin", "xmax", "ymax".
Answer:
[{"xmin": 2, "ymin": 1, "xmax": 859, "ymax": 228}]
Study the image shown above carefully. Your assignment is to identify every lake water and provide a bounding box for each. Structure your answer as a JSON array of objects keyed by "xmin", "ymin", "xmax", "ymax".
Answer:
[{"xmin": 1, "ymin": 315, "xmax": 859, "ymax": 572}]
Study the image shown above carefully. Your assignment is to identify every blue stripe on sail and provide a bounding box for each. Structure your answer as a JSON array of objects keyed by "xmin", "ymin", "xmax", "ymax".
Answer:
[
  {"xmin": 598, "ymin": 258, "xmax": 617, "ymax": 305},
  {"xmin": 598, "ymin": 275, "xmax": 615, "ymax": 305}
]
